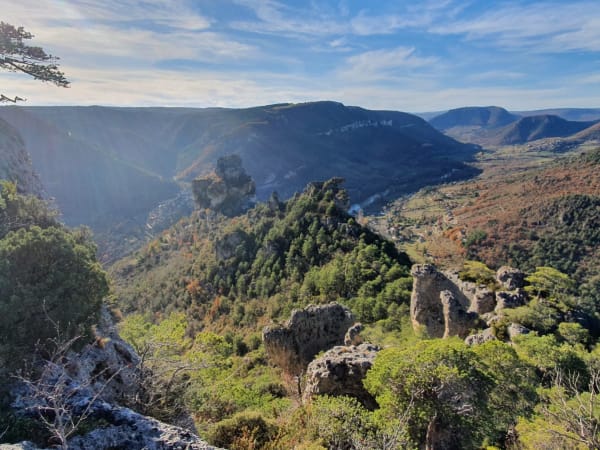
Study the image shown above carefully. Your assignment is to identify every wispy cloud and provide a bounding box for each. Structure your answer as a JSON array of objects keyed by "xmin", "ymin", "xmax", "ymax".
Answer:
[
  {"xmin": 431, "ymin": 1, "xmax": 600, "ymax": 52},
  {"xmin": 338, "ymin": 47, "xmax": 438, "ymax": 82}
]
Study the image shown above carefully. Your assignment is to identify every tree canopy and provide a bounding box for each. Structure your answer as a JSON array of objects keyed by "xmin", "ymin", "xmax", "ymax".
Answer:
[{"xmin": 0, "ymin": 21, "xmax": 69, "ymax": 101}]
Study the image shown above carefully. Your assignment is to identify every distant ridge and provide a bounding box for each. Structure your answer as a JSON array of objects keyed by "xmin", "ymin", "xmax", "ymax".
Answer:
[
  {"xmin": 493, "ymin": 114, "xmax": 597, "ymax": 145},
  {"xmin": 429, "ymin": 106, "xmax": 520, "ymax": 130}
]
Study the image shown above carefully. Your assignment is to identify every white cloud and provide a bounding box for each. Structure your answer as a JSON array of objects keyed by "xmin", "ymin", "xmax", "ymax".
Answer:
[
  {"xmin": 338, "ymin": 47, "xmax": 438, "ymax": 82},
  {"xmin": 431, "ymin": 1, "xmax": 600, "ymax": 52}
]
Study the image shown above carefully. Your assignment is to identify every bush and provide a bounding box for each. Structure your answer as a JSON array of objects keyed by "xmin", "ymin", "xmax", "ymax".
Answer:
[{"xmin": 209, "ymin": 411, "xmax": 277, "ymax": 449}]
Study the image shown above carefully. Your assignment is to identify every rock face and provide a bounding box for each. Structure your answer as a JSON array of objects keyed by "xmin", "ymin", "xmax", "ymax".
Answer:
[
  {"xmin": 8, "ymin": 307, "xmax": 219, "ymax": 450},
  {"xmin": 410, "ymin": 264, "xmax": 480, "ymax": 338},
  {"xmin": 302, "ymin": 344, "xmax": 379, "ymax": 409},
  {"xmin": 0, "ymin": 118, "xmax": 43, "ymax": 196},
  {"xmin": 192, "ymin": 154, "xmax": 255, "ymax": 216},
  {"xmin": 495, "ymin": 289, "xmax": 527, "ymax": 312},
  {"xmin": 496, "ymin": 266, "xmax": 525, "ymax": 290},
  {"xmin": 263, "ymin": 303, "xmax": 355, "ymax": 375},
  {"xmin": 66, "ymin": 307, "xmax": 141, "ymax": 404},
  {"xmin": 441, "ymin": 291, "xmax": 479, "ymax": 339}
]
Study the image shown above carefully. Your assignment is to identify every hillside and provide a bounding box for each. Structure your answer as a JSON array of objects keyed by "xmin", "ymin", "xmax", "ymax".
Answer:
[
  {"xmin": 492, "ymin": 114, "xmax": 596, "ymax": 145},
  {"xmin": 0, "ymin": 103, "xmax": 479, "ymax": 260},
  {"xmin": 516, "ymin": 107, "xmax": 600, "ymax": 122},
  {"xmin": 0, "ymin": 106, "xmax": 180, "ymax": 228},
  {"xmin": 373, "ymin": 147, "xmax": 600, "ymax": 299},
  {"xmin": 111, "ymin": 178, "xmax": 412, "ymax": 330},
  {"xmin": 429, "ymin": 106, "xmax": 519, "ymax": 131},
  {"xmin": 0, "ymin": 118, "xmax": 43, "ymax": 196}
]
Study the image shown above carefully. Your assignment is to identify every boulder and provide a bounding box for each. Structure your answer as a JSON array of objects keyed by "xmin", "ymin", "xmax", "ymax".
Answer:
[
  {"xmin": 302, "ymin": 344, "xmax": 379, "ymax": 409},
  {"xmin": 263, "ymin": 303, "xmax": 355, "ymax": 375},
  {"xmin": 469, "ymin": 287, "xmax": 496, "ymax": 315},
  {"xmin": 465, "ymin": 328, "xmax": 496, "ymax": 346},
  {"xmin": 496, "ymin": 266, "xmax": 525, "ymax": 291}
]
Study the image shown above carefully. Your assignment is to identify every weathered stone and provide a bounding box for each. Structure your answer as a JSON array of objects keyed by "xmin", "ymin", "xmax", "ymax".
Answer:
[
  {"xmin": 344, "ymin": 323, "xmax": 363, "ymax": 346},
  {"xmin": 496, "ymin": 266, "xmax": 526, "ymax": 290},
  {"xmin": 469, "ymin": 287, "xmax": 496, "ymax": 315},
  {"xmin": 263, "ymin": 303, "xmax": 355, "ymax": 375},
  {"xmin": 465, "ymin": 328, "xmax": 496, "ymax": 346},
  {"xmin": 302, "ymin": 343, "xmax": 379, "ymax": 409},
  {"xmin": 192, "ymin": 154, "xmax": 255, "ymax": 216},
  {"xmin": 495, "ymin": 289, "xmax": 527, "ymax": 312},
  {"xmin": 410, "ymin": 264, "xmax": 471, "ymax": 338},
  {"xmin": 507, "ymin": 323, "xmax": 530, "ymax": 340},
  {"xmin": 66, "ymin": 307, "xmax": 141, "ymax": 404},
  {"xmin": 214, "ymin": 229, "xmax": 248, "ymax": 261},
  {"xmin": 441, "ymin": 290, "xmax": 479, "ymax": 339}
]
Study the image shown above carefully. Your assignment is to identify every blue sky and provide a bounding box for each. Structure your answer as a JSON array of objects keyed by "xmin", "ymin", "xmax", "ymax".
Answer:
[{"xmin": 3, "ymin": 0, "xmax": 600, "ymax": 111}]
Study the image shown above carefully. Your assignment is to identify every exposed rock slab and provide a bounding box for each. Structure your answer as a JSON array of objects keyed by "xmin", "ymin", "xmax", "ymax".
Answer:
[
  {"xmin": 302, "ymin": 343, "xmax": 379, "ymax": 409},
  {"xmin": 263, "ymin": 303, "xmax": 355, "ymax": 375},
  {"xmin": 495, "ymin": 289, "xmax": 527, "ymax": 312}
]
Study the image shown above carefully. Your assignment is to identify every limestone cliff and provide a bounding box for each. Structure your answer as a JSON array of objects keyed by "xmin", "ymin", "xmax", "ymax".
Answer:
[{"xmin": 192, "ymin": 154, "xmax": 255, "ymax": 216}]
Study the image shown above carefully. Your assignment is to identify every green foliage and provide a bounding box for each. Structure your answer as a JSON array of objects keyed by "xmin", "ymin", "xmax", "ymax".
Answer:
[
  {"xmin": 365, "ymin": 339, "xmax": 494, "ymax": 449},
  {"xmin": 525, "ymin": 266, "xmax": 576, "ymax": 300},
  {"xmin": 208, "ymin": 411, "xmax": 277, "ymax": 450},
  {"xmin": 464, "ymin": 229, "xmax": 487, "ymax": 248},
  {"xmin": 459, "ymin": 260, "xmax": 497, "ymax": 287},
  {"xmin": 0, "ymin": 224, "xmax": 108, "ymax": 370},
  {"xmin": 113, "ymin": 179, "xmax": 412, "ymax": 331}
]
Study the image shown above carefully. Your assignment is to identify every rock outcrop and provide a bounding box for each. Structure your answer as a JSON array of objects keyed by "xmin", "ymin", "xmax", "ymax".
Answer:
[
  {"xmin": 192, "ymin": 154, "xmax": 255, "ymax": 216},
  {"xmin": 6, "ymin": 307, "xmax": 219, "ymax": 450},
  {"xmin": 263, "ymin": 303, "xmax": 355, "ymax": 375},
  {"xmin": 465, "ymin": 328, "xmax": 496, "ymax": 346},
  {"xmin": 302, "ymin": 343, "xmax": 379, "ymax": 409},
  {"xmin": 411, "ymin": 264, "xmax": 529, "ymax": 339},
  {"xmin": 496, "ymin": 266, "xmax": 526, "ymax": 290},
  {"xmin": 441, "ymin": 290, "xmax": 479, "ymax": 339},
  {"xmin": 411, "ymin": 264, "xmax": 478, "ymax": 338}
]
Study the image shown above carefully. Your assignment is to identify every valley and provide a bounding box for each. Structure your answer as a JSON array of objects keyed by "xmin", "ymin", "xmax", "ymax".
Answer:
[{"xmin": 1, "ymin": 101, "xmax": 599, "ymax": 450}]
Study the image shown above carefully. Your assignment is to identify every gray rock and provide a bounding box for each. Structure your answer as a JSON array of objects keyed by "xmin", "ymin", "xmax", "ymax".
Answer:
[
  {"xmin": 441, "ymin": 290, "xmax": 479, "ymax": 339},
  {"xmin": 496, "ymin": 266, "xmax": 526, "ymax": 290},
  {"xmin": 263, "ymin": 303, "xmax": 355, "ymax": 375},
  {"xmin": 469, "ymin": 287, "xmax": 496, "ymax": 315},
  {"xmin": 410, "ymin": 264, "xmax": 475, "ymax": 338},
  {"xmin": 0, "ymin": 443, "xmax": 44, "ymax": 450},
  {"xmin": 344, "ymin": 323, "xmax": 364, "ymax": 346},
  {"xmin": 302, "ymin": 343, "xmax": 379, "ymax": 409},
  {"xmin": 192, "ymin": 154, "xmax": 255, "ymax": 217},
  {"xmin": 507, "ymin": 323, "xmax": 530, "ymax": 340},
  {"xmin": 465, "ymin": 328, "xmax": 496, "ymax": 346},
  {"xmin": 495, "ymin": 289, "xmax": 527, "ymax": 312}
]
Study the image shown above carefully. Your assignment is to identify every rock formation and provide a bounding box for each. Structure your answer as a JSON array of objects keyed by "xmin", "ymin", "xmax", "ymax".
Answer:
[
  {"xmin": 6, "ymin": 307, "xmax": 219, "ymax": 450},
  {"xmin": 496, "ymin": 266, "xmax": 526, "ymax": 291},
  {"xmin": 263, "ymin": 303, "xmax": 355, "ymax": 375},
  {"xmin": 465, "ymin": 328, "xmax": 496, "ymax": 346},
  {"xmin": 411, "ymin": 264, "xmax": 528, "ymax": 339},
  {"xmin": 192, "ymin": 154, "xmax": 255, "ymax": 216},
  {"xmin": 441, "ymin": 290, "xmax": 479, "ymax": 339},
  {"xmin": 411, "ymin": 264, "xmax": 476, "ymax": 338},
  {"xmin": 302, "ymin": 343, "xmax": 379, "ymax": 409}
]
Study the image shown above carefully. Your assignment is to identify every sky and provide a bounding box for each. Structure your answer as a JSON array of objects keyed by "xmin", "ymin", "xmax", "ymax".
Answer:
[{"xmin": 2, "ymin": 0, "xmax": 600, "ymax": 112}]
